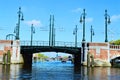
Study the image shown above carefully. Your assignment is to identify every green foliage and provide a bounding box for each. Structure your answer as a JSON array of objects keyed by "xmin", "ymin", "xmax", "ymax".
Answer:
[
  {"xmin": 62, "ymin": 56, "xmax": 68, "ymax": 60},
  {"xmin": 110, "ymin": 39, "xmax": 120, "ymax": 45},
  {"xmin": 37, "ymin": 53, "xmax": 48, "ymax": 60}
]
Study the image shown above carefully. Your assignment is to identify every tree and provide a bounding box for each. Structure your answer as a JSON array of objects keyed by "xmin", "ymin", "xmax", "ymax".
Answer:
[
  {"xmin": 110, "ymin": 39, "xmax": 120, "ymax": 45},
  {"xmin": 37, "ymin": 53, "xmax": 48, "ymax": 60}
]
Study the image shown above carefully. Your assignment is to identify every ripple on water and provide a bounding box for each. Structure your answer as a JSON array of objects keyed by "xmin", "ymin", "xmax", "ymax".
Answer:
[{"xmin": 31, "ymin": 61, "xmax": 74, "ymax": 80}]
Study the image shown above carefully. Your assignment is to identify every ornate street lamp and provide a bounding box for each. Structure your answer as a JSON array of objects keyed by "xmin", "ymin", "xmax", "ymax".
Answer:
[
  {"xmin": 90, "ymin": 25, "xmax": 95, "ymax": 42},
  {"xmin": 6, "ymin": 34, "xmax": 16, "ymax": 40},
  {"xmin": 49, "ymin": 15, "xmax": 55, "ymax": 46},
  {"xmin": 16, "ymin": 7, "xmax": 24, "ymax": 40},
  {"xmin": 31, "ymin": 24, "xmax": 35, "ymax": 46},
  {"xmin": 80, "ymin": 9, "xmax": 87, "ymax": 62},
  {"xmin": 52, "ymin": 15, "xmax": 55, "ymax": 46},
  {"xmin": 73, "ymin": 25, "xmax": 78, "ymax": 47},
  {"xmin": 80, "ymin": 9, "xmax": 86, "ymax": 42},
  {"xmin": 104, "ymin": 9, "xmax": 111, "ymax": 42}
]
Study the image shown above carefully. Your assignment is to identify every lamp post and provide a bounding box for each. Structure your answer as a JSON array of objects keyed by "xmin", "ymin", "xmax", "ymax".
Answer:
[
  {"xmin": 6, "ymin": 34, "xmax": 15, "ymax": 40},
  {"xmin": 53, "ymin": 27, "xmax": 55, "ymax": 46},
  {"xmin": 49, "ymin": 15, "xmax": 52, "ymax": 46},
  {"xmin": 80, "ymin": 9, "xmax": 86, "ymax": 42},
  {"xmin": 73, "ymin": 25, "xmax": 78, "ymax": 47},
  {"xmin": 90, "ymin": 25, "xmax": 94, "ymax": 42},
  {"xmin": 49, "ymin": 15, "xmax": 55, "ymax": 46},
  {"xmin": 80, "ymin": 9, "xmax": 86, "ymax": 62},
  {"xmin": 104, "ymin": 9, "xmax": 111, "ymax": 42},
  {"xmin": 51, "ymin": 15, "xmax": 55, "ymax": 46},
  {"xmin": 46, "ymin": 15, "xmax": 56, "ymax": 46},
  {"xmin": 16, "ymin": 7, "xmax": 24, "ymax": 40},
  {"xmin": 31, "ymin": 24, "xmax": 35, "ymax": 46}
]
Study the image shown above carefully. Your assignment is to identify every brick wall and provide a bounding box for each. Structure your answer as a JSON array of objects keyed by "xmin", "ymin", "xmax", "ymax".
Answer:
[
  {"xmin": 88, "ymin": 42, "xmax": 120, "ymax": 61},
  {"xmin": 0, "ymin": 40, "xmax": 21, "ymax": 63},
  {"xmin": 0, "ymin": 40, "xmax": 12, "ymax": 55}
]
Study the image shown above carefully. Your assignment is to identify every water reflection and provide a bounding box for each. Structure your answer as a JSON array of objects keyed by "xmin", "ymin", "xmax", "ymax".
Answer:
[
  {"xmin": 32, "ymin": 61, "xmax": 74, "ymax": 80},
  {"xmin": 77, "ymin": 67, "xmax": 120, "ymax": 80},
  {"xmin": 0, "ymin": 61, "xmax": 120, "ymax": 80},
  {"xmin": 2, "ymin": 64, "xmax": 10, "ymax": 80}
]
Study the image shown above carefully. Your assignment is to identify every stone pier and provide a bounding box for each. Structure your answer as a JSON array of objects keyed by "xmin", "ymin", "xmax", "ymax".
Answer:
[{"xmin": 0, "ymin": 40, "xmax": 23, "ymax": 64}]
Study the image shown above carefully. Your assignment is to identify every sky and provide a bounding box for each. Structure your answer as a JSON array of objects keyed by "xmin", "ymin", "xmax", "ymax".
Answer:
[
  {"xmin": 1, "ymin": 0, "xmax": 120, "ymax": 57},
  {"xmin": 1, "ymin": 0, "xmax": 120, "ymax": 43}
]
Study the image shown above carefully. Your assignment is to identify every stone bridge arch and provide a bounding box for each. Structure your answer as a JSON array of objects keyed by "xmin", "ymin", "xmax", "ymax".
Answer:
[
  {"xmin": 21, "ymin": 46, "xmax": 81, "ymax": 68},
  {"xmin": 110, "ymin": 55, "xmax": 120, "ymax": 60},
  {"xmin": 110, "ymin": 55, "xmax": 120, "ymax": 66}
]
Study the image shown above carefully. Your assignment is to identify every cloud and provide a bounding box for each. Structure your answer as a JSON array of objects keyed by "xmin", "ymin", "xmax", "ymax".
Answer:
[
  {"xmin": 86, "ymin": 17, "xmax": 93, "ymax": 22},
  {"xmin": 72, "ymin": 8, "xmax": 82, "ymax": 13},
  {"xmin": 24, "ymin": 19, "xmax": 42, "ymax": 27},
  {"xmin": 111, "ymin": 14, "xmax": 120, "ymax": 21}
]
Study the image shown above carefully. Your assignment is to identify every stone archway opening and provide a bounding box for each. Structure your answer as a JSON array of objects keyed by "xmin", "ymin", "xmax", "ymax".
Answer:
[
  {"xmin": 110, "ymin": 56, "xmax": 120, "ymax": 66},
  {"xmin": 32, "ymin": 52, "xmax": 73, "ymax": 63}
]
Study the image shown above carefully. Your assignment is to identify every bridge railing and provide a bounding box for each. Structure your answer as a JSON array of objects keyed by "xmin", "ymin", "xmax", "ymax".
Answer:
[
  {"xmin": 20, "ymin": 41, "xmax": 81, "ymax": 47},
  {"xmin": 20, "ymin": 41, "xmax": 49, "ymax": 46},
  {"xmin": 110, "ymin": 45, "xmax": 120, "ymax": 50}
]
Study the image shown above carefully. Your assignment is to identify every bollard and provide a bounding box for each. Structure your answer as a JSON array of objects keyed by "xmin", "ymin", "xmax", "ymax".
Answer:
[
  {"xmin": 3, "ymin": 53, "xmax": 6, "ymax": 64},
  {"xmin": 91, "ymin": 54, "xmax": 94, "ymax": 67},
  {"xmin": 7, "ymin": 50, "xmax": 11, "ymax": 64}
]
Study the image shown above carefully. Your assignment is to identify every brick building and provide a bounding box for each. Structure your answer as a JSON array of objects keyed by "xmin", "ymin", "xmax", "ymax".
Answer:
[{"xmin": 0, "ymin": 40, "xmax": 120, "ymax": 64}]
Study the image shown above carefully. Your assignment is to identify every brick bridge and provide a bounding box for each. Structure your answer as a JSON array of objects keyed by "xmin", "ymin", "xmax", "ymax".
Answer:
[
  {"xmin": 0, "ymin": 40, "xmax": 120, "ymax": 65},
  {"xmin": 20, "ymin": 41, "xmax": 81, "ymax": 67}
]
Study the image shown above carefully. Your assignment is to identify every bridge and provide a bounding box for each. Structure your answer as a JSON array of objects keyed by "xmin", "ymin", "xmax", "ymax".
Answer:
[
  {"xmin": 5, "ymin": 31, "xmax": 83, "ymax": 68},
  {"xmin": 20, "ymin": 41, "xmax": 82, "ymax": 67},
  {"xmin": 1, "ymin": 40, "xmax": 120, "ymax": 67}
]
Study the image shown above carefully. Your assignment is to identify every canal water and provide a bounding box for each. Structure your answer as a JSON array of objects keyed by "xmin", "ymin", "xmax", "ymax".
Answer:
[{"xmin": 0, "ymin": 61, "xmax": 120, "ymax": 80}]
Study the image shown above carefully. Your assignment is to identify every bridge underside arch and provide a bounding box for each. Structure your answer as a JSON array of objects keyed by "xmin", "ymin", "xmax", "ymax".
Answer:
[
  {"xmin": 110, "ymin": 56, "xmax": 120, "ymax": 66},
  {"xmin": 21, "ymin": 46, "xmax": 81, "ymax": 68},
  {"xmin": 110, "ymin": 55, "xmax": 120, "ymax": 61},
  {"xmin": 21, "ymin": 46, "xmax": 81, "ymax": 55}
]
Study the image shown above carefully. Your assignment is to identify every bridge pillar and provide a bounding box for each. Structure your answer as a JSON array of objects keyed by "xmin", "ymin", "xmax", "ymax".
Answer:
[
  {"xmin": 22, "ymin": 53, "xmax": 33, "ymax": 69},
  {"xmin": 74, "ymin": 53, "xmax": 81, "ymax": 70},
  {"xmin": 81, "ymin": 42, "xmax": 86, "ymax": 62},
  {"xmin": 81, "ymin": 42, "xmax": 88, "ymax": 63}
]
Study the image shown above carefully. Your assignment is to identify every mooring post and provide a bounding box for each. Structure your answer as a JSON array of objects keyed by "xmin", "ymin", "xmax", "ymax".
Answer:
[
  {"xmin": 3, "ymin": 53, "xmax": 6, "ymax": 64},
  {"xmin": 91, "ymin": 54, "xmax": 94, "ymax": 67},
  {"xmin": 7, "ymin": 50, "xmax": 11, "ymax": 64}
]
